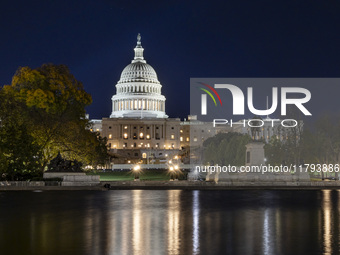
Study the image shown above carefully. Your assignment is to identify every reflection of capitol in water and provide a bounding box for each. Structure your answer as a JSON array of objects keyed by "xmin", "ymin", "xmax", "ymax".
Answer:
[
  {"xmin": 105, "ymin": 190, "xmax": 184, "ymax": 255},
  {"xmin": 1, "ymin": 190, "xmax": 340, "ymax": 254}
]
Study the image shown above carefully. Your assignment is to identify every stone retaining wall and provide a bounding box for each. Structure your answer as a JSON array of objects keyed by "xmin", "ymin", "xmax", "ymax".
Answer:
[
  {"xmin": 101, "ymin": 180, "xmax": 340, "ymax": 189},
  {"xmin": 43, "ymin": 172, "xmax": 85, "ymax": 179},
  {"xmin": 0, "ymin": 181, "xmax": 45, "ymax": 187},
  {"xmin": 62, "ymin": 175, "xmax": 100, "ymax": 186}
]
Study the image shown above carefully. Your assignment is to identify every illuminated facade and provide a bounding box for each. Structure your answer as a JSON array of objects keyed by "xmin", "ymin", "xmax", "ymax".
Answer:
[{"xmin": 100, "ymin": 34, "xmax": 182, "ymax": 163}]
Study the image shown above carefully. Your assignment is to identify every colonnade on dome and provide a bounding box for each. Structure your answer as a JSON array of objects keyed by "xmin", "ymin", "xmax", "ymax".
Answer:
[{"xmin": 112, "ymin": 98, "xmax": 165, "ymax": 112}]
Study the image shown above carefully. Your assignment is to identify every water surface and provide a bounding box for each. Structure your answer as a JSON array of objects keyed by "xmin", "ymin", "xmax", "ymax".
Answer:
[{"xmin": 0, "ymin": 190, "xmax": 339, "ymax": 255}]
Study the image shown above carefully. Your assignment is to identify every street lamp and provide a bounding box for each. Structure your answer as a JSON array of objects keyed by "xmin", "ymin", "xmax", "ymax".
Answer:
[
  {"xmin": 169, "ymin": 165, "xmax": 180, "ymax": 181},
  {"xmin": 169, "ymin": 166, "xmax": 175, "ymax": 181},
  {"xmin": 133, "ymin": 165, "xmax": 141, "ymax": 181}
]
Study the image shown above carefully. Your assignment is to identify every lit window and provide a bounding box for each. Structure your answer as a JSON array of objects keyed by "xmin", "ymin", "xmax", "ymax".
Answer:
[
  {"xmin": 180, "ymin": 137, "xmax": 183, "ymax": 141},
  {"xmin": 140, "ymin": 132, "xmax": 144, "ymax": 139},
  {"xmin": 109, "ymin": 134, "xmax": 112, "ymax": 139},
  {"xmin": 142, "ymin": 153, "xmax": 147, "ymax": 159},
  {"xmin": 124, "ymin": 133, "xmax": 128, "ymax": 139},
  {"xmin": 124, "ymin": 126, "xmax": 128, "ymax": 129},
  {"xmin": 180, "ymin": 129, "xmax": 183, "ymax": 133},
  {"xmin": 96, "ymin": 129, "xmax": 99, "ymax": 131},
  {"xmin": 90, "ymin": 129, "xmax": 93, "ymax": 132},
  {"xmin": 186, "ymin": 137, "xmax": 190, "ymax": 142},
  {"xmin": 146, "ymin": 134, "xmax": 150, "ymax": 139},
  {"xmin": 171, "ymin": 134, "xmax": 175, "ymax": 139},
  {"xmin": 194, "ymin": 137, "xmax": 197, "ymax": 142}
]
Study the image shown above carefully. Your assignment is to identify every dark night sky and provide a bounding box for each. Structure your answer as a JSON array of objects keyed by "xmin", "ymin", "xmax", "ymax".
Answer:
[{"xmin": 1, "ymin": 0, "xmax": 339, "ymax": 119}]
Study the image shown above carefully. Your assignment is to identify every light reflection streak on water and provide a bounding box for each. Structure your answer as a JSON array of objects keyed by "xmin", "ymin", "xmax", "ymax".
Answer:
[
  {"xmin": 133, "ymin": 190, "xmax": 142, "ymax": 255},
  {"xmin": 167, "ymin": 190, "xmax": 181, "ymax": 255},
  {"xmin": 192, "ymin": 190, "xmax": 200, "ymax": 255},
  {"xmin": 107, "ymin": 192, "xmax": 134, "ymax": 255},
  {"xmin": 85, "ymin": 209, "xmax": 94, "ymax": 253},
  {"xmin": 275, "ymin": 209, "xmax": 281, "ymax": 253},
  {"xmin": 263, "ymin": 208, "xmax": 270, "ymax": 255},
  {"xmin": 323, "ymin": 190, "xmax": 332, "ymax": 255},
  {"xmin": 121, "ymin": 204, "xmax": 129, "ymax": 255}
]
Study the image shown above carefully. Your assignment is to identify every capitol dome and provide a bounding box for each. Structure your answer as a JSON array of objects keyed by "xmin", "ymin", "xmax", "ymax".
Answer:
[
  {"xmin": 110, "ymin": 34, "xmax": 168, "ymax": 119},
  {"xmin": 119, "ymin": 62, "xmax": 159, "ymax": 84}
]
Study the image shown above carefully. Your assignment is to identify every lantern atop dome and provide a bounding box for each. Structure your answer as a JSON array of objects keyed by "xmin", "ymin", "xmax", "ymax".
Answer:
[{"xmin": 133, "ymin": 33, "xmax": 145, "ymax": 63}]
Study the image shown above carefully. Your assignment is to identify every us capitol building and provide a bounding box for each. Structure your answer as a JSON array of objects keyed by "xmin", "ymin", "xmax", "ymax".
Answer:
[
  {"xmin": 90, "ymin": 34, "xmax": 215, "ymax": 164},
  {"xmin": 90, "ymin": 34, "xmax": 292, "ymax": 165}
]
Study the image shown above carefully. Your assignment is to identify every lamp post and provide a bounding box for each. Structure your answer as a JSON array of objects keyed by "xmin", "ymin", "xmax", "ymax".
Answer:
[
  {"xmin": 174, "ymin": 165, "xmax": 179, "ymax": 180},
  {"xmin": 133, "ymin": 165, "xmax": 141, "ymax": 181},
  {"xmin": 169, "ymin": 164, "xmax": 180, "ymax": 181},
  {"xmin": 169, "ymin": 166, "xmax": 175, "ymax": 181}
]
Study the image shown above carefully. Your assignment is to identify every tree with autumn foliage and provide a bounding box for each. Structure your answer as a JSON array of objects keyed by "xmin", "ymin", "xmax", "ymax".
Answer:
[{"xmin": 0, "ymin": 64, "xmax": 108, "ymax": 179}]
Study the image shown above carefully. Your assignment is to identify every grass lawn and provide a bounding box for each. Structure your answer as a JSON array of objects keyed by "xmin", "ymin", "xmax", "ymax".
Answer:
[{"xmin": 87, "ymin": 169, "xmax": 181, "ymax": 181}]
